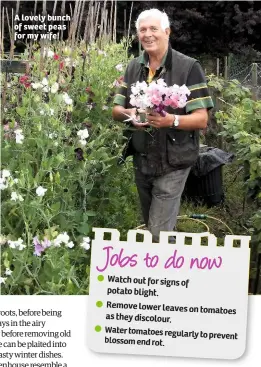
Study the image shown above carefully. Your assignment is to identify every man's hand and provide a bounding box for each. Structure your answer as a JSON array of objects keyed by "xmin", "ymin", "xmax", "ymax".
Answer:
[
  {"xmin": 112, "ymin": 106, "xmax": 149, "ymax": 128},
  {"xmin": 122, "ymin": 109, "xmax": 149, "ymax": 129},
  {"xmin": 146, "ymin": 109, "xmax": 209, "ymax": 130},
  {"xmin": 146, "ymin": 111, "xmax": 173, "ymax": 128}
]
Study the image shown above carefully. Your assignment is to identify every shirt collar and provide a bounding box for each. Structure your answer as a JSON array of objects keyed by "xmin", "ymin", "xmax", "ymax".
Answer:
[{"xmin": 139, "ymin": 50, "xmax": 168, "ymax": 69}]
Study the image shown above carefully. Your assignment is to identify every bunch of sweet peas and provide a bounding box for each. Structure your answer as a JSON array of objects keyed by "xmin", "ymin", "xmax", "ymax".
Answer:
[{"xmin": 130, "ymin": 78, "xmax": 191, "ymax": 116}]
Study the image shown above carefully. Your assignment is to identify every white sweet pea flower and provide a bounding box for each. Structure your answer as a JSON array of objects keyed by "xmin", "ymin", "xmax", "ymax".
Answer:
[
  {"xmin": 10, "ymin": 192, "xmax": 24, "ymax": 202},
  {"xmin": 36, "ymin": 186, "xmax": 47, "ymax": 197},
  {"xmin": 40, "ymin": 110, "xmax": 45, "ymax": 115},
  {"xmin": 53, "ymin": 238, "xmax": 62, "ymax": 247},
  {"xmin": 49, "ymin": 108, "xmax": 54, "ymax": 116},
  {"xmin": 59, "ymin": 232, "xmax": 70, "ymax": 244},
  {"xmin": 5, "ymin": 268, "xmax": 12, "ymax": 276},
  {"xmin": 80, "ymin": 237, "xmax": 90, "ymax": 250},
  {"xmin": 0, "ymin": 277, "xmax": 7, "ymax": 284},
  {"xmin": 43, "ymin": 48, "xmax": 54, "ymax": 58},
  {"xmin": 31, "ymin": 82, "xmax": 41, "ymax": 90},
  {"xmin": 7, "ymin": 238, "xmax": 25, "ymax": 251},
  {"xmin": 86, "ymin": 104, "xmax": 93, "ymax": 110},
  {"xmin": 43, "ymin": 85, "xmax": 50, "ymax": 93},
  {"xmin": 115, "ymin": 63, "xmax": 123, "ymax": 72},
  {"xmin": 65, "ymin": 97, "xmax": 72, "ymax": 105},
  {"xmin": 51, "ymin": 82, "xmax": 59, "ymax": 94},
  {"xmin": 0, "ymin": 178, "xmax": 8, "ymax": 190},
  {"xmin": 53, "ymin": 232, "xmax": 70, "ymax": 247},
  {"xmin": 54, "ymin": 142, "xmax": 58, "ymax": 147},
  {"xmin": 64, "ymin": 57, "xmax": 78, "ymax": 67},
  {"xmin": 62, "ymin": 92, "xmax": 73, "ymax": 105},
  {"xmin": 0, "ymin": 235, "xmax": 7, "ymax": 245},
  {"xmin": 2, "ymin": 170, "xmax": 11, "ymax": 179},
  {"xmin": 16, "ymin": 238, "xmax": 26, "ymax": 250},
  {"xmin": 102, "ymin": 105, "xmax": 109, "ymax": 110},
  {"xmin": 48, "ymin": 132, "xmax": 57, "ymax": 139},
  {"xmin": 41, "ymin": 77, "xmax": 48, "ymax": 86},
  {"xmin": 77, "ymin": 129, "xmax": 89, "ymax": 139},
  {"xmin": 79, "ymin": 139, "xmax": 87, "ymax": 146},
  {"xmin": 41, "ymin": 78, "xmax": 50, "ymax": 93},
  {"xmin": 66, "ymin": 241, "xmax": 75, "ymax": 248},
  {"xmin": 14, "ymin": 129, "xmax": 24, "ymax": 144},
  {"xmin": 8, "ymin": 240, "xmax": 16, "ymax": 249},
  {"xmin": 11, "ymin": 192, "xmax": 18, "ymax": 201},
  {"xmin": 64, "ymin": 57, "xmax": 72, "ymax": 67}
]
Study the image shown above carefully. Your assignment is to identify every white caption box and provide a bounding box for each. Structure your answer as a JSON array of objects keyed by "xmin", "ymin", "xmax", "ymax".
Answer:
[{"xmin": 87, "ymin": 228, "xmax": 251, "ymax": 360}]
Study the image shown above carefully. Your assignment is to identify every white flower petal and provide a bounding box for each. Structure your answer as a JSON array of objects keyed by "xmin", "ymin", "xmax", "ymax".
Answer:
[
  {"xmin": 2, "ymin": 170, "xmax": 11, "ymax": 179},
  {"xmin": 51, "ymin": 82, "xmax": 59, "ymax": 94},
  {"xmin": 0, "ymin": 277, "xmax": 7, "ymax": 284},
  {"xmin": 66, "ymin": 241, "xmax": 75, "ymax": 248},
  {"xmin": 5, "ymin": 268, "xmax": 12, "ymax": 276},
  {"xmin": 36, "ymin": 186, "xmax": 47, "ymax": 197}
]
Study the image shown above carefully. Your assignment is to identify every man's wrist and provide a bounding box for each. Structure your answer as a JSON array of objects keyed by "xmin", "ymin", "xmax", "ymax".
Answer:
[
  {"xmin": 169, "ymin": 114, "xmax": 175, "ymax": 128},
  {"xmin": 171, "ymin": 114, "xmax": 180, "ymax": 128}
]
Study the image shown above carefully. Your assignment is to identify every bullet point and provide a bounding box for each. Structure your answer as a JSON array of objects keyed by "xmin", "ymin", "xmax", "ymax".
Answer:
[
  {"xmin": 96, "ymin": 301, "xmax": 103, "ymax": 308},
  {"xmin": 97, "ymin": 275, "xmax": 104, "ymax": 281},
  {"xmin": 95, "ymin": 325, "xmax": 102, "ymax": 332}
]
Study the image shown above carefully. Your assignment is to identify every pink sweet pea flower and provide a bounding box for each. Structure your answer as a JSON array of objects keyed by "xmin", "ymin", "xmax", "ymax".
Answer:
[{"xmin": 33, "ymin": 236, "xmax": 51, "ymax": 256}]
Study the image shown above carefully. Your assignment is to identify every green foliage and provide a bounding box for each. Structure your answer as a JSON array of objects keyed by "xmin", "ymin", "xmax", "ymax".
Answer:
[
  {"xmin": 208, "ymin": 76, "xmax": 261, "ymax": 291},
  {"xmin": 1, "ymin": 40, "xmax": 135, "ymax": 295}
]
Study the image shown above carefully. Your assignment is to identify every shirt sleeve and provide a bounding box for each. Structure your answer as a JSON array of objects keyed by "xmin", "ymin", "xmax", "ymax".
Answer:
[
  {"xmin": 113, "ymin": 65, "xmax": 129, "ymax": 107},
  {"xmin": 185, "ymin": 62, "xmax": 214, "ymax": 113}
]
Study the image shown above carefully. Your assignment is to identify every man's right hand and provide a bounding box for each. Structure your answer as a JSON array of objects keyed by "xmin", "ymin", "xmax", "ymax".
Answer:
[
  {"xmin": 130, "ymin": 112, "xmax": 149, "ymax": 129},
  {"xmin": 112, "ymin": 106, "xmax": 149, "ymax": 129}
]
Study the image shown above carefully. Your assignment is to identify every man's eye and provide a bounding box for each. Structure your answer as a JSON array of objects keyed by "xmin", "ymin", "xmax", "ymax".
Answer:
[{"xmin": 151, "ymin": 27, "xmax": 158, "ymax": 31}]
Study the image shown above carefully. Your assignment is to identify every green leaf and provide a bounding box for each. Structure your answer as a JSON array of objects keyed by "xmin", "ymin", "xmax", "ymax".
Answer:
[
  {"xmin": 77, "ymin": 222, "xmax": 90, "ymax": 235},
  {"xmin": 84, "ymin": 210, "xmax": 96, "ymax": 217},
  {"xmin": 51, "ymin": 202, "xmax": 61, "ymax": 212},
  {"xmin": 16, "ymin": 107, "xmax": 26, "ymax": 117}
]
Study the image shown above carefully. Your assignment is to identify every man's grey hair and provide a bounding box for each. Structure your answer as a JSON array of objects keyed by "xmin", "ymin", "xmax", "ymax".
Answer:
[{"xmin": 135, "ymin": 9, "xmax": 170, "ymax": 31}]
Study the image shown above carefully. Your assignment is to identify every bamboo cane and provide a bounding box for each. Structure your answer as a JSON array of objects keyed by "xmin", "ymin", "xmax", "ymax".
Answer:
[
  {"xmin": 60, "ymin": 0, "xmax": 66, "ymax": 43},
  {"xmin": 83, "ymin": 0, "xmax": 91, "ymax": 42},
  {"xmin": 113, "ymin": 0, "xmax": 117, "ymax": 43},
  {"xmin": 76, "ymin": 0, "xmax": 85, "ymax": 43},
  {"xmin": 0, "ymin": 7, "xmax": 2, "ymax": 57},
  {"xmin": 127, "ymin": 1, "xmax": 133, "ymax": 41},
  {"xmin": 94, "ymin": 1, "xmax": 101, "ymax": 43}
]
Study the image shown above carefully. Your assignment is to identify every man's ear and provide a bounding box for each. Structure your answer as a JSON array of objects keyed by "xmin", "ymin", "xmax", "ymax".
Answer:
[
  {"xmin": 165, "ymin": 27, "xmax": 171, "ymax": 39},
  {"xmin": 165, "ymin": 28, "xmax": 171, "ymax": 36}
]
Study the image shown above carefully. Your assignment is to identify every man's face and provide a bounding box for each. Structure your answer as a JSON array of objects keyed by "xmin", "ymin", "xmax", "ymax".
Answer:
[{"xmin": 137, "ymin": 17, "xmax": 170, "ymax": 55}]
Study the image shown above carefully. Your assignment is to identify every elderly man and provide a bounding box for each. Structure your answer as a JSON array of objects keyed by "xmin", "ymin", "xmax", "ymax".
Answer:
[{"xmin": 112, "ymin": 9, "xmax": 214, "ymax": 242}]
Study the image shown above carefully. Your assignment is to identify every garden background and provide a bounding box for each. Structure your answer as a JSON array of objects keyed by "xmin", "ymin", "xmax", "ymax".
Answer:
[{"xmin": 1, "ymin": 0, "xmax": 261, "ymax": 295}]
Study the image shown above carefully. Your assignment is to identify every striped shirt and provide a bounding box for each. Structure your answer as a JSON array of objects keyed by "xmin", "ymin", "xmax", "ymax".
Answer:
[{"xmin": 113, "ymin": 55, "xmax": 214, "ymax": 113}]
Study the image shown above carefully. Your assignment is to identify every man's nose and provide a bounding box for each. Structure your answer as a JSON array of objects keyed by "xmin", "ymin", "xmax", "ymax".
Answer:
[{"xmin": 144, "ymin": 29, "xmax": 153, "ymax": 37}]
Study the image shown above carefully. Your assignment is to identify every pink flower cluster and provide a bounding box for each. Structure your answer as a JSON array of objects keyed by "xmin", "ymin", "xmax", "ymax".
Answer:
[{"xmin": 130, "ymin": 79, "xmax": 191, "ymax": 115}]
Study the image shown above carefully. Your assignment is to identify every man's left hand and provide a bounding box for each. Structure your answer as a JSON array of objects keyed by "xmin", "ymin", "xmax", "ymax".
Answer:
[{"xmin": 146, "ymin": 111, "xmax": 173, "ymax": 128}]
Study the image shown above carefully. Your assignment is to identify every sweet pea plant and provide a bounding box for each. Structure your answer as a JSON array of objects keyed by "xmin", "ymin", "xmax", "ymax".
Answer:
[
  {"xmin": 129, "ymin": 79, "xmax": 191, "ymax": 115},
  {"xmin": 1, "ymin": 39, "xmax": 138, "ymax": 295}
]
